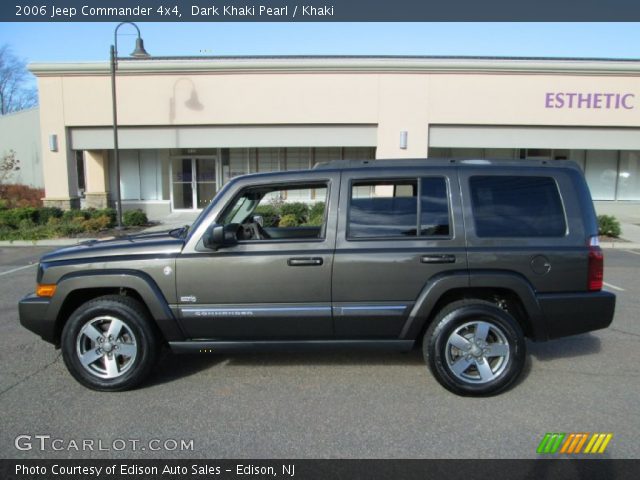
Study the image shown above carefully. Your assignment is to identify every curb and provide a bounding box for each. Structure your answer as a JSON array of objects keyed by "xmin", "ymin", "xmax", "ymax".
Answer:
[{"xmin": 601, "ymin": 242, "xmax": 640, "ymax": 250}]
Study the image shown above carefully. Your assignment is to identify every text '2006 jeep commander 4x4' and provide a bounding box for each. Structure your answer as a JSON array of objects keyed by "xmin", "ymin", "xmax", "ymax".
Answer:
[{"xmin": 19, "ymin": 159, "xmax": 616, "ymax": 396}]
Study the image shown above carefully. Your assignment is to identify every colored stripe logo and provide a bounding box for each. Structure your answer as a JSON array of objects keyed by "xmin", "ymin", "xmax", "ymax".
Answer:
[{"xmin": 537, "ymin": 433, "xmax": 613, "ymax": 454}]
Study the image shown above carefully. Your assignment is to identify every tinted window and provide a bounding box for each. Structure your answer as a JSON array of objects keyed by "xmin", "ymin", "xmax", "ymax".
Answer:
[
  {"xmin": 349, "ymin": 180, "xmax": 417, "ymax": 238},
  {"xmin": 421, "ymin": 177, "xmax": 450, "ymax": 236},
  {"xmin": 470, "ymin": 176, "xmax": 566, "ymax": 237}
]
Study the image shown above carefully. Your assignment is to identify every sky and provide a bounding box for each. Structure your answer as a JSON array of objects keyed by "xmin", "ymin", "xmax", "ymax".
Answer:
[{"xmin": 1, "ymin": 22, "xmax": 640, "ymax": 64}]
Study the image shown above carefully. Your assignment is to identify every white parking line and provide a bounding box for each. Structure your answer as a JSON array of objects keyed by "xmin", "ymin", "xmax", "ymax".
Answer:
[
  {"xmin": 603, "ymin": 282, "xmax": 625, "ymax": 292},
  {"xmin": 0, "ymin": 264, "xmax": 37, "ymax": 276},
  {"xmin": 623, "ymin": 249, "xmax": 640, "ymax": 256}
]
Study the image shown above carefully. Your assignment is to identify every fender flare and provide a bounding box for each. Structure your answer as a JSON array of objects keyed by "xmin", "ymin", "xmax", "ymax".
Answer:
[
  {"xmin": 400, "ymin": 270, "xmax": 547, "ymax": 341},
  {"xmin": 50, "ymin": 269, "xmax": 185, "ymax": 342}
]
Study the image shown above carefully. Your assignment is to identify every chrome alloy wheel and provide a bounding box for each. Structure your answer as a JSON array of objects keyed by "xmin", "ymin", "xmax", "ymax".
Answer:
[
  {"xmin": 444, "ymin": 320, "xmax": 510, "ymax": 384},
  {"xmin": 75, "ymin": 315, "xmax": 138, "ymax": 379}
]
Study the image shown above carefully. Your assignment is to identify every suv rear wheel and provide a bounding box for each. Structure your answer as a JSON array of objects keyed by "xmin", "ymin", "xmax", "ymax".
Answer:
[
  {"xmin": 424, "ymin": 299, "xmax": 526, "ymax": 396},
  {"xmin": 61, "ymin": 295, "xmax": 159, "ymax": 391}
]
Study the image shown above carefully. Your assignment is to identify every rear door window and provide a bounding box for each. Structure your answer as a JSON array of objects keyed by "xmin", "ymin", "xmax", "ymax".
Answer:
[
  {"xmin": 470, "ymin": 176, "xmax": 566, "ymax": 237},
  {"xmin": 348, "ymin": 177, "xmax": 451, "ymax": 239},
  {"xmin": 349, "ymin": 180, "xmax": 418, "ymax": 238}
]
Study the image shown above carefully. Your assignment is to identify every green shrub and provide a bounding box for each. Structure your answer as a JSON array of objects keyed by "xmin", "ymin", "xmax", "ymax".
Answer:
[
  {"xmin": 123, "ymin": 209, "xmax": 148, "ymax": 227},
  {"xmin": 82, "ymin": 216, "xmax": 112, "ymax": 232},
  {"xmin": 0, "ymin": 210, "xmax": 12, "ymax": 228},
  {"xmin": 280, "ymin": 202, "xmax": 309, "ymax": 224},
  {"xmin": 62, "ymin": 209, "xmax": 89, "ymax": 221},
  {"xmin": 0, "ymin": 199, "xmax": 8, "ymax": 210},
  {"xmin": 253, "ymin": 205, "xmax": 280, "ymax": 227},
  {"xmin": 87, "ymin": 208, "xmax": 116, "ymax": 224},
  {"xmin": 598, "ymin": 215, "xmax": 621, "ymax": 238},
  {"xmin": 13, "ymin": 207, "xmax": 39, "ymax": 223},
  {"xmin": 278, "ymin": 214, "xmax": 299, "ymax": 227},
  {"xmin": 16, "ymin": 225, "xmax": 50, "ymax": 241},
  {"xmin": 304, "ymin": 202, "xmax": 326, "ymax": 226},
  {"xmin": 0, "ymin": 206, "xmax": 120, "ymax": 239},
  {"xmin": 36, "ymin": 207, "xmax": 63, "ymax": 225},
  {"xmin": 305, "ymin": 214, "xmax": 324, "ymax": 227},
  {"xmin": 56, "ymin": 218, "xmax": 86, "ymax": 237},
  {"xmin": 309, "ymin": 202, "xmax": 325, "ymax": 219},
  {"xmin": 0, "ymin": 207, "xmax": 38, "ymax": 228}
]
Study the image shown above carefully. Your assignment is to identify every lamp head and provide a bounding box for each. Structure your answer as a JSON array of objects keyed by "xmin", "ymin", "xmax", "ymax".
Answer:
[{"xmin": 130, "ymin": 37, "xmax": 150, "ymax": 58}]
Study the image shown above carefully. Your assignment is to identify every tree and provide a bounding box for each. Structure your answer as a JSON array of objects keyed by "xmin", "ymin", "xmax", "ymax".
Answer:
[
  {"xmin": 0, "ymin": 150, "xmax": 20, "ymax": 197},
  {"xmin": 0, "ymin": 44, "xmax": 37, "ymax": 115}
]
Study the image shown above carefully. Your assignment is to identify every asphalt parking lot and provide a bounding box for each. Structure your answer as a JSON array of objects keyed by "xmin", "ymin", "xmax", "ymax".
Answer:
[{"xmin": 0, "ymin": 246, "xmax": 638, "ymax": 459}]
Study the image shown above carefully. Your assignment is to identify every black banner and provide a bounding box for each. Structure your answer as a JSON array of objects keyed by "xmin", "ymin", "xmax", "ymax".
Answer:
[
  {"xmin": 3, "ymin": 0, "xmax": 640, "ymax": 22},
  {"xmin": 1, "ymin": 459, "xmax": 639, "ymax": 480}
]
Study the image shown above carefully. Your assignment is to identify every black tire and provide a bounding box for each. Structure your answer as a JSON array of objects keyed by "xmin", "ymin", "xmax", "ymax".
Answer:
[
  {"xmin": 423, "ymin": 299, "xmax": 526, "ymax": 396},
  {"xmin": 61, "ymin": 295, "xmax": 159, "ymax": 391}
]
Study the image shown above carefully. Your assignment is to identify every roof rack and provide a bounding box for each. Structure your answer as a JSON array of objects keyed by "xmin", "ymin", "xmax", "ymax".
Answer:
[{"xmin": 312, "ymin": 158, "xmax": 571, "ymax": 170}]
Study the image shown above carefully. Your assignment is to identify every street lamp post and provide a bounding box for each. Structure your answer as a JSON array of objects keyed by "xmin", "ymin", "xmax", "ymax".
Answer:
[{"xmin": 110, "ymin": 22, "xmax": 149, "ymax": 229}]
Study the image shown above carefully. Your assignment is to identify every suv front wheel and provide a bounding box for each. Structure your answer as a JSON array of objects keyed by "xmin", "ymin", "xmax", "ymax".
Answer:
[
  {"xmin": 424, "ymin": 299, "xmax": 526, "ymax": 396},
  {"xmin": 61, "ymin": 295, "xmax": 159, "ymax": 391}
]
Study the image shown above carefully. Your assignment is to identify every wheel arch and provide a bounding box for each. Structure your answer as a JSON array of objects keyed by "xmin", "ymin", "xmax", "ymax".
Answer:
[
  {"xmin": 401, "ymin": 270, "xmax": 547, "ymax": 342},
  {"xmin": 50, "ymin": 270, "xmax": 184, "ymax": 346}
]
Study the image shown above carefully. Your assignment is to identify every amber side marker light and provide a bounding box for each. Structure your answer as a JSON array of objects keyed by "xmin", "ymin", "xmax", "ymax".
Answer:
[{"xmin": 36, "ymin": 284, "xmax": 57, "ymax": 297}]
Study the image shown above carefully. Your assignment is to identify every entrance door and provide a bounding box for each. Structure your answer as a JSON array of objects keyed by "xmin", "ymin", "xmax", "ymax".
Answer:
[{"xmin": 171, "ymin": 157, "xmax": 218, "ymax": 210}]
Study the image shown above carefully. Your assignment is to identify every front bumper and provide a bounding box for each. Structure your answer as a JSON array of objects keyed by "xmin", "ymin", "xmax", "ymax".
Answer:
[
  {"xmin": 19, "ymin": 293, "xmax": 56, "ymax": 344},
  {"xmin": 538, "ymin": 290, "xmax": 616, "ymax": 339}
]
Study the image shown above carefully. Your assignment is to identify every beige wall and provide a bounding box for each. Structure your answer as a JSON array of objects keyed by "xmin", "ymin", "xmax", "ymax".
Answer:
[
  {"xmin": 427, "ymin": 74, "xmax": 640, "ymax": 126},
  {"xmin": 30, "ymin": 58, "xmax": 640, "ymax": 207}
]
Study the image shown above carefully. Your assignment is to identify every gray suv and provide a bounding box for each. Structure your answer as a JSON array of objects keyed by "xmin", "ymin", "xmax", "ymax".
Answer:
[{"xmin": 19, "ymin": 159, "xmax": 615, "ymax": 396}]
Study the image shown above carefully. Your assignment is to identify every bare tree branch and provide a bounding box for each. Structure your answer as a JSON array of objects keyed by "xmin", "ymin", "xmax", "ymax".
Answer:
[
  {"xmin": 0, "ymin": 44, "xmax": 38, "ymax": 115},
  {"xmin": 0, "ymin": 150, "xmax": 21, "ymax": 187}
]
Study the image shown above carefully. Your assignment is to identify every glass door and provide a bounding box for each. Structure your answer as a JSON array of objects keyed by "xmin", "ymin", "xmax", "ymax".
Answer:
[
  {"xmin": 171, "ymin": 157, "xmax": 218, "ymax": 210},
  {"xmin": 172, "ymin": 158, "xmax": 194, "ymax": 210},
  {"xmin": 195, "ymin": 158, "xmax": 217, "ymax": 209}
]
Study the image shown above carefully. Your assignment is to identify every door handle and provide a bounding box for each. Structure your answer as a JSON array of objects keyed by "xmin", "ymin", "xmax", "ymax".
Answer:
[
  {"xmin": 421, "ymin": 254, "xmax": 456, "ymax": 264},
  {"xmin": 287, "ymin": 257, "xmax": 324, "ymax": 267}
]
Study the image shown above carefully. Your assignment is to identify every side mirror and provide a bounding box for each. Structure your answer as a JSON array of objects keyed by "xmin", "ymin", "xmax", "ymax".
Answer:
[{"xmin": 203, "ymin": 224, "xmax": 238, "ymax": 250}]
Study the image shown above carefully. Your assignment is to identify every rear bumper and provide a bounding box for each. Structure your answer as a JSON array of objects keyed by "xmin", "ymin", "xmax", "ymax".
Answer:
[
  {"xmin": 19, "ymin": 293, "xmax": 56, "ymax": 344},
  {"xmin": 538, "ymin": 291, "xmax": 616, "ymax": 339}
]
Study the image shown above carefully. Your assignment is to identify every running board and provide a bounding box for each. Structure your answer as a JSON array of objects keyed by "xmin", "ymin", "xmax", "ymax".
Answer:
[{"xmin": 169, "ymin": 340, "xmax": 414, "ymax": 354}]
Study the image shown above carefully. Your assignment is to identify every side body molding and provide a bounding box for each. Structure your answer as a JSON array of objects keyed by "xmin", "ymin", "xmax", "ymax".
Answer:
[
  {"xmin": 400, "ymin": 270, "xmax": 547, "ymax": 341},
  {"xmin": 51, "ymin": 269, "xmax": 185, "ymax": 342}
]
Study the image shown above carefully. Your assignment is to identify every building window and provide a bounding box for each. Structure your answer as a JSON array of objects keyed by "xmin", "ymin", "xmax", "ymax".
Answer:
[
  {"xmin": 75, "ymin": 151, "xmax": 85, "ymax": 194},
  {"xmin": 110, "ymin": 150, "xmax": 163, "ymax": 201},
  {"xmin": 429, "ymin": 147, "xmax": 640, "ymax": 202},
  {"xmin": 584, "ymin": 150, "xmax": 618, "ymax": 201},
  {"xmin": 617, "ymin": 152, "xmax": 640, "ymax": 201}
]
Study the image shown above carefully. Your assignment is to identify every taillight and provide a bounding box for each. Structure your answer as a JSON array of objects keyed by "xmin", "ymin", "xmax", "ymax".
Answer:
[{"xmin": 588, "ymin": 236, "xmax": 603, "ymax": 292}]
